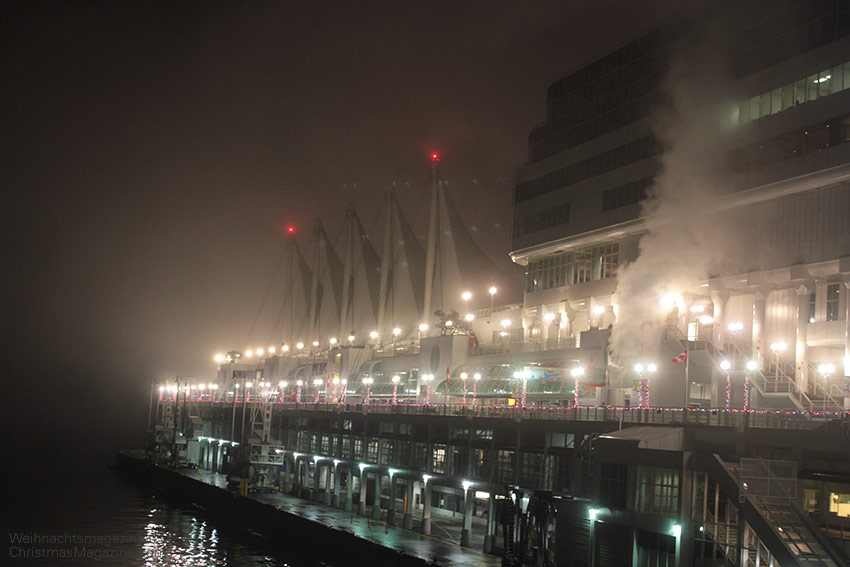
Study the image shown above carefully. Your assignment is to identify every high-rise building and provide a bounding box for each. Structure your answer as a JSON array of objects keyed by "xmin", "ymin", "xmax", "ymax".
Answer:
[{"xmin": 511, "ymin": 2, "xmax": 850, "ymax": 410}]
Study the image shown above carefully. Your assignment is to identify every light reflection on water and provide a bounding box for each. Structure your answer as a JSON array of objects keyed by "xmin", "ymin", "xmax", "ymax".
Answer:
[{"xmin": 6, "ymin": 470, "xmax": 297, "ymax": 567}]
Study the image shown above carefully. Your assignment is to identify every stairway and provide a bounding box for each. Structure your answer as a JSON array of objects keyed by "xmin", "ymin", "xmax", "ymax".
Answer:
[{"xmin": 697, "ymin": 454, "xmax": 848, "ymax": 567}]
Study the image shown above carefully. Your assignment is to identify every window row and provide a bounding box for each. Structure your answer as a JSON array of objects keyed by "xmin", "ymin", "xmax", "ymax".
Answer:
[
  {"xmin": 525, "ymin": 244, "xmax": 619, "ymax": 293},
  {"xmin": 728, "ymin": 113, "xmax": 850, "ymax": 171},
  {"xmin": 512, "ymin": 203, "xmax": 570, "ymax": 238},
  {"xmin": 518, "ymin": 135, "xmax": 661, "ymax": 203},
  {"xmin": 737, "ymin": 61, "xmax": 850, "ymax": 125},
  {"xmin": 602, "ymin": 177, "xmax": 654, "ymax": 211}
]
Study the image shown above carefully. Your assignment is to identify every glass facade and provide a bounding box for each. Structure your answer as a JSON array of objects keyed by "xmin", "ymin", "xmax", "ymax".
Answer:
[
  {"xmin": 526, "ymin": 243, "xmax": 619, "ymax": 292},
  {"xmin": 529, "ymin": 31, "xmax": 665, "ymax": 162},
  {"xmin": 737, "ymin": 61, "xmax": 850, "ymax": 124},
  {"xmin": 516, "ymin": 135, "xmax": 661, "ymax": 203},
  {"xmin": 512, "ymin": 203, "xmax": 570, "ymax": 238},
  {"xmin": 602, "ymin": 177, "xmax": 654, "ymax": 212}
]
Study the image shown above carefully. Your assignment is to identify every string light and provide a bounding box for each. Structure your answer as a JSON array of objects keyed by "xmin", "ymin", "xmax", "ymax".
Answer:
[
  {"xmin": 725, "ymin": 374, "xmax": 731, "ymax": 411},
  {"xmin": 744, "ymin": 376, "xmax": 750, "ymax": 411}
]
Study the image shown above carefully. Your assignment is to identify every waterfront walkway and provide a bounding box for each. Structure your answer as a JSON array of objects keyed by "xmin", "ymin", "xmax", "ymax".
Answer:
[{"xmin": 179, "ymin": 467, "xmax": 500, "ymax": 567}]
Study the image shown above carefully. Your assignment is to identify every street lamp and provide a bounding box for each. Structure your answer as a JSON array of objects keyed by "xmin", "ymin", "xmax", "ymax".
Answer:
[
  {"xmin": 392, "ymin": 327, "xmax": 401, "ymax": 350},
  {"xmin": 462, "ymin": 291, "xmax": 471, "ymax": 313},
  {"xmin": 460, "ymin": 372, "xmax": 468, "ymax": 407},
  {"xmin": 392, "ymin": 375, "xmax": 400, "ymax": 405},
  {"xmin": 362, "ymin": 377, "xmax": 374, "ymax": 405},
  {"xmin": 720, "ymin": 360, "xmax": 732, "ymax": 411},
  {"xmin": 488, "ymin": 286, "xmax": 497, "ymax": 313},
  {"xmin": 421, "ymin": 374, "xmax": 433, "ymax": 405},
  {"xmin": 770, "ymin": 341, "xmax": 786, "ymax": 384},
  {"xmin": 570, "ymin": 366, "xmax": 584, "ymax": 408}
]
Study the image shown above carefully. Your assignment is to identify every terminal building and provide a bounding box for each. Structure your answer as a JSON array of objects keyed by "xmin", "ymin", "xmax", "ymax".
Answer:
[{"xmin": 153, "ymin": 3, "xmax": 850, "ymax": 566}]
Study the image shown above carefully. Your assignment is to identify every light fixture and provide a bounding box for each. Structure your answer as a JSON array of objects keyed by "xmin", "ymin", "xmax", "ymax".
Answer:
[{"xmin": 720, "ymin": 360, "xmax": 731, "ymax": 371}]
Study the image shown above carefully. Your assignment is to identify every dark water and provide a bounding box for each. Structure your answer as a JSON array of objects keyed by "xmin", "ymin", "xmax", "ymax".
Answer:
[{"xmin": 2, "ymin": 466, "xmax": 303, "ymax": 567}]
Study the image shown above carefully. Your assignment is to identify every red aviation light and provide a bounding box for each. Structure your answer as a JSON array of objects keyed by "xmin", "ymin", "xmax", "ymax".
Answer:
[
  {"xmin": 431, "ymin": 153, "xmax": 440, "ymax": 163},
  {"xmin": 286, "ymin": 225, "xmax": 296, "ymax": 235}
]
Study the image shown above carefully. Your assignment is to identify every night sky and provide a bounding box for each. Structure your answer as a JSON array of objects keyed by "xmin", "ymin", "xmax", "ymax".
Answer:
[{"xmin": 2, "ymin": 1, "xmax": 658, "ymax": 486}]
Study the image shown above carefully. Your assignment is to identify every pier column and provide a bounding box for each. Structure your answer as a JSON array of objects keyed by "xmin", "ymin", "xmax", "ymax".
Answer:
[
  {"xmin": 387, "ymin": 474, "xmax": 398, "ymax": 524},
  {"xmin": 402, "ymin": 480, "xmax": 415, "ymax": 529},
  {"xmin": 461, "ymin": 487, "xmax": 474, "ymax": 547},
  {"xmin": 312, "ymin": 461, "xmax": 321, "ymax": 501},
  {"xmin": 421, "ymin": 481, "xmax": 433, "ymax": 535},
  {"xmin": 332, "ymin": 465, "xmax": 342, "ymax": 508},
  {"xmin": 371, "ymin": 472, "xmax": 383, "ymax": 520},
  {"xmin": 483, "ymin": 492, "xmax": 496, "ymax": 553},
  {"xmin": 323, "ymin": 463, "xmax": 333, "ymax": 506},
  {"xmin": 358, "ymin": 473, "xmax": 367, "ymax": 516}
]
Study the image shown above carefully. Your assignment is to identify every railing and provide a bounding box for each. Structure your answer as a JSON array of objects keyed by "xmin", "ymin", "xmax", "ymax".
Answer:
[{"xmin": 187, "ymin": 399, "xmax": 848, "ymax": 430}]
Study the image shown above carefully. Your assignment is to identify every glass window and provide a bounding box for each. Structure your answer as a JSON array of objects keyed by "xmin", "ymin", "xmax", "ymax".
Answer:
[
  {"xmin": 807, "ymin": 74, "xmax": 819, "ymax": 101},
  {"xmin": 809, "ymin": 292, "xmax": 816, "ymax": 323},
  {"xmin": 782, "ymin": 83, "xmax": 794, "ymax": 110},
  {"xmin": 795, "ymin": 78, "xmax": 806, "ymax": 106},
  {"xmin": 771, "ymin": 88, "xmax": 782, "ymax": 115},
  {"xmin": 845, "ymin": 62, "xmax": 850, "ymax": 90},
  {"xmin": 749, "ymin": 96, "xmax": 760, "ymax": 120},
  {"xmin": 831, "ymin": 65, "xmax": 844, "ymax": 95},
  {"xmin": 432, "ymin": 445, "xmax": 446, "ymax": 473},
  {"xmin": 759, "ymin": 92, "xmax": 771, "ymax": 117},
  {"xmin": 826, "ymin": 283, "xmax": 840, "ymax": 321},
  {"xmin": 818, "ymin": 70, "xmax": 831, "ymax": 98}
]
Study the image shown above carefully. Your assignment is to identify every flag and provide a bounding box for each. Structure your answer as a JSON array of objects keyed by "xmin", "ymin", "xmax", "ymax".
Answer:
[
  {"xmin": 446, "ymin": 365, "xmax": 451, "ymax": 385},
  {"xmin": 672, "ymin": 351, "xmax": 687, "ymax": 364}
]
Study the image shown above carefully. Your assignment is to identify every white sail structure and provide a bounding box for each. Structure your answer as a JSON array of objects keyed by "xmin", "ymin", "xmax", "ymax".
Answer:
[
  {"xmin": 280, "ymin": 235, "xmax": 313, "ymax": 348},
  {"xmin": 338, "ymin": 204, "xmax": 382, "ymax": 340},
  {"xmin": 308, "ymin": 221, "xmax": 343, "ymax": 345}
]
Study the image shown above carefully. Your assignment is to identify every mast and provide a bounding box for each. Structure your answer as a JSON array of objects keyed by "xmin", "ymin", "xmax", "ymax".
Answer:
[
  {"xmin": 339, "ymin": 205, "xmax": 355, "ymax": 339},
  {"xmin": 422, "ymin": 154, "xmax": 441, "ymax": 326},
  {"xmin": 377, "ymin": 193, "xmax": 393, "ymax": 342}
]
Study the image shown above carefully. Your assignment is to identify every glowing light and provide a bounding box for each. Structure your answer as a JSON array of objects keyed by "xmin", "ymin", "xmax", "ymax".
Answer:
[
  {"xmin": 418, "ymin": 323, "xmax": 428, "ymax": 332},
  {"xmin": 770, "ymin": 341, "xmax": 787, "ymax": 354},
  {"xmin": 592, "ymin": 305, "xmax": 605, "ymax": 315},
  {"xmin": 570, "ymin": 367, "xmax": 585, "ymax": 378},
  {"xmin": 392, "ymin": 327, "xmax": 401, "ymax": 336},
  {"xmin": 279, "ymin": 380, "xmax": 287, "ymax": 387},
  {"xmin": 461, "ymin": 291, "xmax": 472, "ymax": 301},
  {"xmin": 392, "ymin": 375, "xmax": 400, "ymax": 383},
  {"xmin": 720, "ymin": 360, "xmax": 731, "ymax": 371},
  {"xmin": 282, "ymin": 344, "xmax": 290, "ymax": 352},
  {"xmin": 698, "ymin": 315, "xmax": 714, "ymax": 325},
  {"xmin": 462, "ymin": 480, "xmax": 473, "ymax": 491},
  {"xmin": 814, "ymin": 75, "xmax": 831, "ymax": 83},
  {"xmin": 660, "ymin": 293, "xmax": 680, "ymax": 311},
  {"xmin": 746, "ymin": 360, "xmax": 758, "ymax": 371},
  {"xmin": 431, "ymin": 153, "xmax": 440, "ymax": 162},
  {"xmin": 422, "ymin": 474, "xmax": 431, "ymax": 484},
  {"xmin": 312, "ymin": 340, "xmax": 319, "ymax": 347},
  {"xmin": 329, "ymin": 337, "xmax": 337, "ymax": 345},
  {"xmin": 589, "ymin": 508, "xmax": 598, "ymax": 521},
  {"xmin": 634, "ymin": 363, "xmax": 644, "ymax": 373},
  {"xmin": 313, "ymin": 378, "xmax": 322, "ymax": 386},
  {"xmin": 422, "ymin": 374, "xmax": 433, "ymax": 381},
  {"xmin": 728, "ymin": 322, "xmax": 744, "ymax": 331},
  {"xmin": 818, "ymin": 363, "xmax": 835, "ymax": 375},
  {"xmin": 286, "ymin": 225, "xmax": 295, "ymax": 234},
  {"xmin": 672, "ymin": 524, "xmax": 682, "ymax": 537},
  {"xmin": 647, "ymin": 363, "xmax": 657, "ymax": 373},
  {"xmin": 465, "ymin": 313, "xmax": 474, "ymax": 321},
  {"xmin": 369, "ymin": 330, "xmax": 378, "ymax": 339},
  {"xmin": 473, "ymin": 373, "xmax": 481, "ymax": 380},
  {"xmin": 445, "ymin": 320, "xmax": 453, "ymax": 327},
  {"xmin": 214, "ymin": 353, "xmax": 224, "ymax": 363},
  {"xmin": 256, "ymin": 348, "xmax": 264, "ymax": 355},
  {"xmin": 544, "ymin": 313, "xmax": 555, "ymax": 322},
  {"xmin": 268, "ymin": 346, "xmax": 276, "ymax": 353},
  {"xmin": 348, "ymin": 335, "xmax": 355, "ymax": 342},
  {"xmin": 245, "ymin": 350, "xmax": 254, "ymax": 358},
  {"xmin": 296, "ymin": 380, "xmax": 303, "ymax": 386},
  {"xmin": 296, "ymin": 342, "xmax": 304, "ymax": 350},
  {"xmin": 690, "ymin": 304, "xmax": 705, "ymax": 313},
  {"xmin": 489, "ymin": 286, "xmax": 497, "ymax": 295},
  {"xmin": 460, "ymin": 372, "xmax": 468, "ymax": 380},
  {"xmin": 501, "ymin": 319, "xmax": 511, "ymax": 328}
]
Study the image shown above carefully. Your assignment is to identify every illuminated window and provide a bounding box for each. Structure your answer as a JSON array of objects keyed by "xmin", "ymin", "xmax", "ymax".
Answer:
[
  {"xmin": 432, "ymin": 445, "xmax": 446, "ymax": 474},
  {"xmin": 826, "ymin": 283, "xmax": 840, "ymax": 322}
]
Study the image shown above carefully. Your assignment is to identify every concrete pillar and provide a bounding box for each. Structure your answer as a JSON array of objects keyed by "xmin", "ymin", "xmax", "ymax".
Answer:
[
  {"xmin": 387, "ymin": 475, "xmax": 398, "ymax": 524},
  {"xmin": 312, "ymin": 462, "xmax": 321, "ymax": 501},
  {"xmin": 332, "ymin": 465, "xmax": 342, "ymax": 508},
  {"xmin": 844, "ymin": 280, "xmax": 850, "ymax": 409},
  {"xmin": 403, "ymin": 480, "xmax": 415, "ymax": 529},
  {"xmin": 460, "ymin": 487, "xmax": 474, "ymax": 547},
  {"xmin": 371, "ymin": 473, "xmax": 383, "ymax": 520},
  {"xmin": 421, "ymin": 481, "xmax": 433, "ymax": 535},
  {"xmin": 358, "ymin": 474, "xmax": 367, "ymax": 516},
  {"xmin": 344, "ymin": 469, "xmax": 353, "ymax": 512},
  {"xmin": 323, "ymin": 464, "xmax": 333, "ymax": 506},
  {"xmin": 483, "ymin": 492, "xmax": 497, "ymax": 553},
  {"xmin": 752, "ymin": 289, "xmax": 768, "ymax": 370},
  {"xmin": 796, "ymin": 284, "xmax": 813, "ymax": 394},
  {"xmin": 711, "ymin": 289, "xmax": 728, "ymax": 349}
]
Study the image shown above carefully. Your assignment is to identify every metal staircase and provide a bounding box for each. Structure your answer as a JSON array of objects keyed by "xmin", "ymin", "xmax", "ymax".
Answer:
[{"xmin": 694, "ymin": 454, "xmax": 848, "ymax": 567}]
